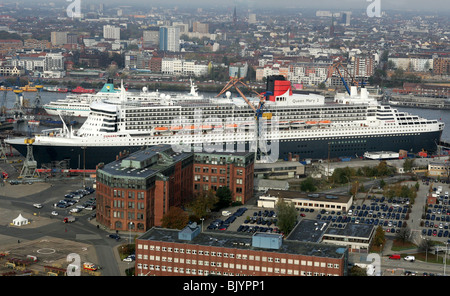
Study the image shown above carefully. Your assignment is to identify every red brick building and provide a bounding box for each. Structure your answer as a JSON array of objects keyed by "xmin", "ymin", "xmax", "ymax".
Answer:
[
  {"xmin": 0, "ymin": 39, "xmax": 23, "ymax": 55},
  {"xmin": 95, "ymin": 145, "xmax": 194, "ymax": 232},
  {"xmin": 135, "ymin": 226, "xmax": 348, "ymax": 276},
  {"xmin": 193, "ymin": 152, "xmax": 255, "ymax": 204}
]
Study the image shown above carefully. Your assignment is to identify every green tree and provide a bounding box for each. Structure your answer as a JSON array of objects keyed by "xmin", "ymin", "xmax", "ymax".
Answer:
[
  {"xmin": 331, "ymin": 167, "xmax": 354, "ymax": 184},
  {"xmin": 300, "ymin": 177, "xmax": 317, "ymax": 192},
  {"xmin": 395, "ymin": 226, "xmax": 411, "ymax": 244},
  {"xmin": 350, "ymin": 266, "xmax": 368, "ymax": 276},
  {"xmin": 189, "ymin": 190, "xmax": 218, "ymax": 219},
  {"xmin": 275, "ymin": 198, "xmax": 298, "ymax": 235},
  {"xmin": 214, "ymin": 186, "xmax": 233, "ymax": 210},
  {"xmin": 160, "ymin": 207, "xmax": 189, "ymax": 230},
  {"xmin": 372, "ymin": 225, "xmax": 385, "ymax": 249},
  {"xmin": 403, "ymin": 159, "xmax": 415, "ymax": 173}
]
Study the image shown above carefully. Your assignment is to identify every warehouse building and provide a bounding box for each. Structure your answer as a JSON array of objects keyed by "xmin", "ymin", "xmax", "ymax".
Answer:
[
  {"xmin": 134, "ymin": 224, "xmax": 348, "ymax": 276},
  {"xmin": 257, "ymin": 189, "xmax": 353, "ymax": 213}
]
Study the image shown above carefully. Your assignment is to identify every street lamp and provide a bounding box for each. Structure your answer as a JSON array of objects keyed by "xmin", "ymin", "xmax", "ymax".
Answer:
[
  {"xmin": 444, "ymin": 242, "xmax": 449, "ymax": 276},
  {"xmin": 129, "ymin": 222, "xmax": 134, "ymax": 245},
  {"xmin": 200, "ymin": 218, "xmax": 204, "ymax": 232}
]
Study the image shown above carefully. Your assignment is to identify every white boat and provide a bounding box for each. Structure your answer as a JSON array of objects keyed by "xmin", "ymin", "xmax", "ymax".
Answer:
[
  {"xmin": 7, "ymin": 76, "xmax": 445, "ymax": 169},
  {"xmin": 43, "ymin": 79, "xmax": 163, "ymax": 117}
]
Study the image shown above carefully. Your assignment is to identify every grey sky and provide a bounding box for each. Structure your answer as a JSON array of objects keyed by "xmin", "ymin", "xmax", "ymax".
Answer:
[
  {"xmin": 106, "ymin": 0, "xmax": 447, "ymax": 11},
  {"xmin": 14, "ymin": 0, "xmax": 450, "ymax": 12}
]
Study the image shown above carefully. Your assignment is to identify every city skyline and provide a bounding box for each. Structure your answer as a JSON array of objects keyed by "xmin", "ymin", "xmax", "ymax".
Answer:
[{"xmin": 10, "ymin": 0, "xmax": 450, "ymax": 12}]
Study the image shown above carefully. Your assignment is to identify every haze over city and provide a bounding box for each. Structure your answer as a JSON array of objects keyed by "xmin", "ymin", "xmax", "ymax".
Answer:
[{"xmin": 6, "ymin": 0, "xmax": 450, "ymax": 12}]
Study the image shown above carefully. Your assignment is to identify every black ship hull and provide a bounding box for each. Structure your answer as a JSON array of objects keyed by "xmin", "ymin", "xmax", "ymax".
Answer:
[{"xmin": 8, "ymin": 130, "xmax": 443, "ymax": 169}]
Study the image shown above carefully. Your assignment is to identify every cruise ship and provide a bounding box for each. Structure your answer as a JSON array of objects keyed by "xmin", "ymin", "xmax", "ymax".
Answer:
[
  {"xmin": 6, "ymin": 76, "xmax": 445, "ymax": 169},
  {"xmin": 42, "ymin": 79, "xmax": 171, "ymax": 117}
]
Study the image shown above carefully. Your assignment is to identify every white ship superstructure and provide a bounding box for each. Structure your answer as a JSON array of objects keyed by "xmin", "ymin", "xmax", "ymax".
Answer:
[{"xmin": 7, "ymin": 76, "xmax": 445, "ymax": 169}]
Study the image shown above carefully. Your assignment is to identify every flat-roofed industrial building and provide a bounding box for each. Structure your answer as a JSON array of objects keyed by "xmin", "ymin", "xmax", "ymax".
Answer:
[
  {"xmin": 135, "ymin": 224, "xmax": 348, "ymax": 276},
  {"xmin": 257, "ymin": 189, "xmax": 353, "ymax": 213}
]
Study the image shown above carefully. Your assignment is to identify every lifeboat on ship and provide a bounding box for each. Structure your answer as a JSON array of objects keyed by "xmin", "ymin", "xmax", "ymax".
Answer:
[
  {"xmin": 184, "ymin": 125, "xmax": 200, "ymax": 131},
  {"xmin": 154, "ymin": 127, "xmax": 170, "ymax": 134},
  {"xmin": 290, "ymin": 120, "xmax": 305, "ymax": 128},
  {"xmin": 226, "ymin": 124, "xmax": 238, "ymax": 129},
  {"xmin": 240, "ymin": 121, "xmax": 255, "ymax": 129},
  {"xmin": 278, "ymin": 121, "xmax": 290, "ymax": 129},
  {"xmin": 170, "ymin": 126, "xmax": 183, "ymax": 132},
  {"xmin": 201, "ymin": 125, "xmax": 213, "ymax": 131},
  {"xmin": 319, "ymin": 120, "xmax": 331, "ymax": 125}
]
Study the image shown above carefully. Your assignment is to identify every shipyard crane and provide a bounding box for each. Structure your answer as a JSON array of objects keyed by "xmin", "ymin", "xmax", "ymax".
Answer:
[
  {"xmin": 324, "ymin": 61, "xmax": 359, "ymax": 95},
  {"xmin": 29, "ymin": 74, "xmax": 44, "ymax": 112},
  {"xmin": 0, "ymin": 77, "xmax": 11, "ymax": 116},
  {"xmin": 216, "ymin": 77, "xmax": 273, "ymax": 161},
  {"xmin": 216, "ymin": 77, "xmax": 269, "ymax": 120}
]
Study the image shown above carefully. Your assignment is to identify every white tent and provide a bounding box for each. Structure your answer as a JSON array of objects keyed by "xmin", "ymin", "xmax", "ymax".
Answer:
[{"xmin": 13, "ymin": 214, "xmax": 28, "ymax": 226}]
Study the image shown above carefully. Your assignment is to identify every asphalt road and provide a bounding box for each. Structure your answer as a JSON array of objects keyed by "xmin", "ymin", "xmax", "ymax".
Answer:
[{"xmin": 0, "ymin": 175, "xmax": 127, "ymax": 276}]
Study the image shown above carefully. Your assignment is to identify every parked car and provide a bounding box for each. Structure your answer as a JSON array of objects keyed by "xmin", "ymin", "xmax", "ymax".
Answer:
[
  {"xmin": 404, "ymin": 256, "xmax": 415, "ymax": 262},
  {"xmin": 123, "ymin": 254, "xmax": 135, "ymax": 262},
  {"xmin": 33, "ymin": 203, "xmax": 43, "ymax": 209},
  {"xmin": 109, "ymin": 234, "xmax": 120, "ymax": 240},
  {"xmin": 389, "ymin": 254, "xmax": 401, "ymax": 260}
]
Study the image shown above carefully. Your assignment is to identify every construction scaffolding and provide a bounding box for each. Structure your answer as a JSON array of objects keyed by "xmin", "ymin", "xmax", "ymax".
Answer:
[{"xmin": 19, "ymin": 139, "xmax": 38, "ymax": 179}]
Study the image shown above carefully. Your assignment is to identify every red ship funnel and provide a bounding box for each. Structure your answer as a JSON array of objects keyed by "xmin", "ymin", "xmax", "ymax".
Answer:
[{"xmin": 266, "ymin": 75, "xmax": 292, "ymax": 102}]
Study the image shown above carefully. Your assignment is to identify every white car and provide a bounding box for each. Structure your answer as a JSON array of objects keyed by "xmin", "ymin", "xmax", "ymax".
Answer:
[
  {"xmin": 123, "ymin": 255, "xmax": 135, "ymax": 262},
  {"xmin": 51, "ymin": 211, "xmax": 59, "ymax": 216},
  {"xmin": 70, "ymin": 208, "xmax": 81, "ymax": 213},
  {"xmin": 404, "ymin": 256, "xmax": 415, "ymax": 262},
  {"xmin": 33, "ymin": 203, "xmax": 43, "ymax": 209}
]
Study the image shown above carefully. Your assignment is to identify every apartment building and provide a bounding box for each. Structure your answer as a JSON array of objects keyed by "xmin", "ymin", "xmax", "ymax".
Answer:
[
  {"xmin": 348, "ymin": 55, "xmax": 375, "ymax": 79},
  {"xmin": 229, "ymin": 62, "xmax": 248, "ymax": 78},
  {"xmin": 389, "ymin": 55, "xmax": 433, "ymax": 72},
  {"xmin": 161, "ymin": 58, "xmax": 208, "ymax": 76},
  {"xmin": 9, "ymin": 52, "xmax": 65, "ymax": 73},
  {"xmin": 433, "ymin": 57, "xmax": 450, "ymax": 75},
  {"xmin": 95, "ymin": 145, "xmax": 256, "ymax": 232},
  {"xmin": 125, "ymin": 51, "xmax": 153, "ymax": 70},
  {"xmin": 143, "ymin": 29, "xmax": 159, "ymax": 48},
  {"xmin": 193, "ymin": 151, "xmax": 255, "ymax": 204},
  {"xmin": 50, "ymin": 31, "xmax": 68, "ymax": 46},
  {"xmin": 159, "ymin": 26, "xmax": 180, "ymax": 52},
  {"xmin": 0, "ymin": 65, "xmax": 23, "ymax": 76},
  {"xmin": 288, "ymin": 62, "xmax": 329, "ymax": 86},
  {"xmin": 103, "ymin": 25, "xmax": 121, "ymax": 40},
  {"xmin": 0, "ymin": 39, "xmax": 23, "ymax": 55},
  {"xmin": 95, "ymin": 145, "xmax": 194, "ymax": 232},
  {"xmin": 256, "ymin": 62, "xmax": 290, "ymax": 82},
  {"xmin": 193, "ymin": 22, "xmax": 209, "ymax": 34},
  {"xmin": 135, "ymin": 225, "xmax": 348, "ymax": 276}
]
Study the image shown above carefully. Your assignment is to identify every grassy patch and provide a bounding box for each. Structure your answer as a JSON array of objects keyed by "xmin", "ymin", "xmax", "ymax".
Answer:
[
  {"xmin": 407, "ymin": 252, "xmax": 450, "ymax": 265},
  {"xmin": 391, "ymin": 240, "xmax": 417, "ymax": 251}
]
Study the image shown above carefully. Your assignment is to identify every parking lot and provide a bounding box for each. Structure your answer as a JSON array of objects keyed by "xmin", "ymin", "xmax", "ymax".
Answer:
[
  {"xmin": 51, "ymin": 186, "xmax": 97, "ymax": 219},
  {"xmin": 202, "ymin": 179, "xmax": 448, "ymax": 246},
  {"xmin": 205, "ymin": 207, "xmax": 283, "ymax": 236},
  {"xmin": 419, "ymin": 179, "xmax": 450, "ymax": 240}
]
